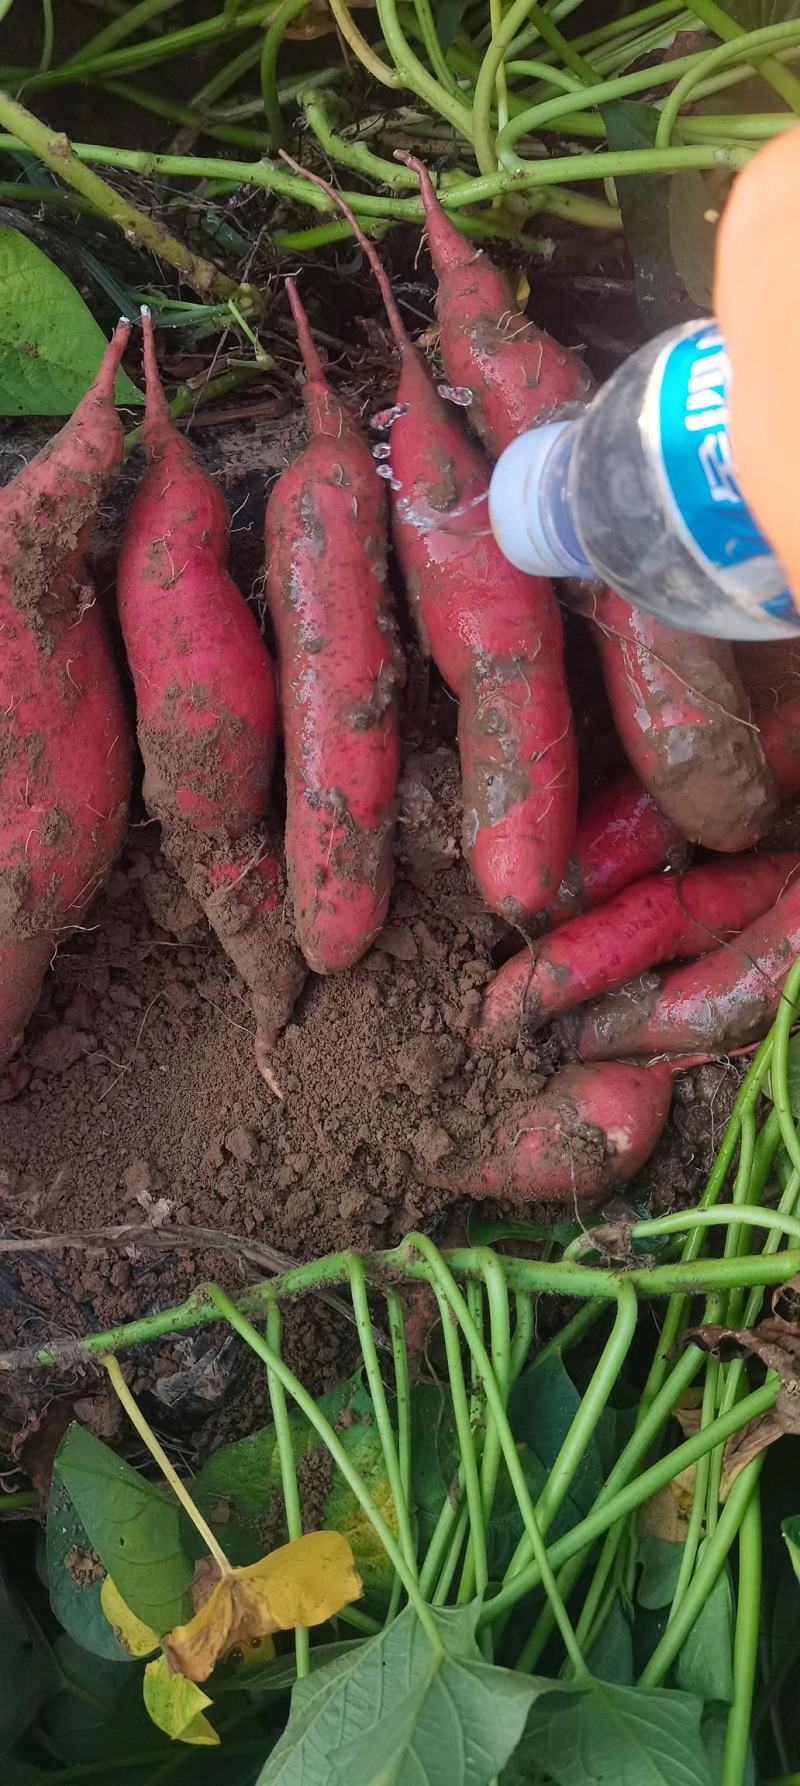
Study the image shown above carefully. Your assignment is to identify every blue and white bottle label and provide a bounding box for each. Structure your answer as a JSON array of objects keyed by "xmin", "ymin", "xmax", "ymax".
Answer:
[{"xmin": 643, "ymin": 320, "xmax": 799, "ymax": 625}]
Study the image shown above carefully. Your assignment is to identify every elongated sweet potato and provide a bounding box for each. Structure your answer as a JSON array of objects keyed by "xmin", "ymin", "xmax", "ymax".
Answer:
[
  {"xmin": 1, "ymin": 323, "xmax": 133, "ymax": 1070},
  {"xmin": 573, "ymin": 874, "xmax": 800, "ymax": 1060},
  {"xmin": 284, "ymin": 161, "xmax": 577, "ymax": 919},
  {"xmin": 264, "ymin": 281, "xmax": 404, "ymax": 974},
  {"xmin": 590, "ymin": 586, "xmax": 777, "ymax": 851},
  {"xmin": 398, "ymin": 154, "xmax": 592, "ymax": 456},
  {"xmin": 475, "ymin": 852, "xmax": 798, "ymax": 1050},
  {"xmin": 422, "ymin": 1061, "xmax": 676, "ymax": 1203},
  {"xmin": 544, "ymin": 773, "xmax": 685, "ymax": 927},
  {"xmin": 118, "ymin": 313, "xmax": 304, "ymax": 1070}
]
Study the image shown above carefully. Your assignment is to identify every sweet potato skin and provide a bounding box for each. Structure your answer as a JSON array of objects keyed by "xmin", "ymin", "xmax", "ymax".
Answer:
[
  {"xmin": 574, "ymin": 876, "xmax": 800, "ymax": 1060},
  {"xmin": 0, "ymin": 324, "xmax": 133, "ymax": 1068},
  {"xmin": 424, "ymin": 1062, "xmax": 674, "ymax": 1202},
  {"xmin": 591, "ymin": 587, "xmax": 777, "ymax": 851},
  {"xmin": 403, "ymin": 156, "xmax": 592, "ymax": 456},
  {"xmin": 117, "ymin": 352, "xmax": 277, "ymax": 838},
  {"xmin": 544, "ymin": 773, "xmax": 685, "ymax": 926},
  {"xmin": 475, "ymin": 852, "xmax": 799, "ymax": 1050},
  {"xmin": 390, "ymin": 348, "xmax": 577, "ymax": 918},
  {"xmin": 265, "ymin": 284, "xmax": 403, "ymax": 974},
  {"xmin": 117, "ymin": 315, "xmax": 302, "ymax": 1058}
]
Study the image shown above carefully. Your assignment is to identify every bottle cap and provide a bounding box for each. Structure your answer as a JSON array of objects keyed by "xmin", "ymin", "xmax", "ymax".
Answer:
[{"xmin": 488, "ymin": 422, "xmax": 592, "ymax": 577}]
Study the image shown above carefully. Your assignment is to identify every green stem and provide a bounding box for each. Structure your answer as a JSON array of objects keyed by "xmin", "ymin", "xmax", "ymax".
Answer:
[
  {"xmin": 458, "ymin": 1253, "xmax": 512, "ymax": 1606},
  {"xmin": 413, "ymin": 0, "xmax": 460, "ymax": 94},
  {"xmin": 407, "ymin": 1235, "xmax": 586, "ymax": 1673},
  {"xmin": 375, "ymin": 0, "xmax": 474, "ymax": 137},
  {"xmin": 265, "ymin": 1305, "xmax": 309, "ymax": 1679},
  {"xmin": 260, "ymin": 0, "xmax": 309, "ymax": 149},
  {"xmin": 123, "ymin": 362, "xmax": 264, "ymax": 456},
  {"xmin": 484, "ymin": 1380, "xmax": 776, "ymax": 1628},
  {"xmin": 99, "ymin": 77, "xmax": 270, "ymax": 147},
  {"xmin": 209, "ymin": 1284, "xmax": 443, "ymax": 1649},
  {"xmin": 0, "ymin": 89, "xmax": 244, "ymax": 302},
  {"xmin": 657, "ymin": 21, "xmax": 800, "ymax": 145},
  {"xmin": 639, "ymin": 1459, "xmax": 762, "ymax": 1687},
  {"xmin": 348, "ymin": 1259, "xmax": 418, "ymax": 1577},
  {"xmin": 8, "ymin": 4, "xmax": 273, "ymax": 90},
  {"xmin": 722, "ymin": 1478, "xmax": 763, "ymax": 1786},
  {"xmin": 687, "ymin": 0, "xmax": 800, "ymax": 112},
  {"xmin": 0, "ymin": 1487, "xmax": 36, "ymax": 1511},
  {"xmin": 437, "ymin": 1278, "xmax": 489, "ymax": 1600},
  {"xmin": 67, "ymin": 0, "xmax": 185, "ymax": 62}
]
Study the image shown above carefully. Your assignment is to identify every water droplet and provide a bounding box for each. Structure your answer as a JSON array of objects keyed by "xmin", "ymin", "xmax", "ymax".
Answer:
[
  {"xmin": 390, "ymin": 478, "xmax": 402, "ymax": 491},
  {"xmin": 437, "ymin": 383, "xmax": 473, "ymax": 407},
  {"xmin": 376, "ymin": 463, "xmax": 395, "ymax": 481},
  {"xmin": 372, "ymin": 442, "xmax": 391, "ymax": 460},
  {"xmin": 370, "ymin": 403, "xmax": 410, "ymax": 431}
]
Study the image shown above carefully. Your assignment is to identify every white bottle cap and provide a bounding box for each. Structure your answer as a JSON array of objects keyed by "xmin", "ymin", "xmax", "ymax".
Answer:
[{"xmin": 489, "ymin": 421, "xmax": 588, "ymax": 577}]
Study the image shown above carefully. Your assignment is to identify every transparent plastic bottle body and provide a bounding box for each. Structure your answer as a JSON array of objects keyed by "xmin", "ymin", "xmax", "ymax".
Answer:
[{"xmin": 489, "ymin": 320, "xmax": 800, "ymax": 641}]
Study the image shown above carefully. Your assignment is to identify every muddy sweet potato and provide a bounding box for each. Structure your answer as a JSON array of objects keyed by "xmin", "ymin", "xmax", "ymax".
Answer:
[
  {"xmin": 423, "ymin": 1061, "xmax": 675, "ymax": 1202},
  {"xmin": 474, "ymin": 852, "xmax": 799, "ymax": 1050},
  {"xmin": 117, "ymin": 312, "xmax": 304, "ymax": 1073},
  {"xmin": 0, "ymin": 323, "xmax": 133, "ymax": 1070},
  {"xmin": 284, "ymin": 160, "xmax": 578, "ymax": 920},
  {"xmin": 590, "ymin": 586, "xmax": 777, "ymax": 851},
  {"xmin": 573, "ymin": 874, "xmax": 800, "ymax": 1060},
  {"xmin": 399, "ymin": 154, "xmax": 593, "ymax": 456},
  {"xmin": 264, "ymin": 280, "xmax": 404, "ymax": 974}
]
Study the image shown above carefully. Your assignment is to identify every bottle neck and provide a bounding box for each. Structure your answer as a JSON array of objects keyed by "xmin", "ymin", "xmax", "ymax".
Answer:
[{"xmin": 488, "ymin": 418, "xmax": 594, "ymax": 579}]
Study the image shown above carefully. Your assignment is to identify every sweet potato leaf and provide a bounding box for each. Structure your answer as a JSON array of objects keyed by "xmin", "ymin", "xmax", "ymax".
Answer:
[
  {"xmin": 504, "ymin": 1675, "xmax": 709, "ymax": 1786},
  {"xmin": 46, "ymin": 1474, "xmax": 132, "ymax": 1662},
  {"xmin": 258, "ymin": 1602, "xmax": 537, "ymax": 1786},
  {"xmin": 53, "ymin": 1424, "xmax": 192, "ymax": 1634},
  {"xmin": 0, "ymin": 229, "xmax": 141, "ymax": 414},
  {"xmin": 0, "ymin": 1565, "xmax": 58, "ymax": 1754}
]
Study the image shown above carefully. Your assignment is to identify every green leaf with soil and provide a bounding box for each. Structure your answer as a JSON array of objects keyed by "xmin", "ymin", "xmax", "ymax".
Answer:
[
  {"xmin": 504, "ymin": 1675, "xmax": 709, "ymax": 1786},
  {"xmin": 0, "ymin": 228, "xmax": 141, "ymax": 414},
  {"xmin": 257, "ymin": 1602, "xmax": 537, "ymax": 1786},
  {"xmin": 0, "ymin": 1565, "xmax": 59, "ymax": 1754},
  {"xmin": 53, "ymin": 1424, "xmax": 192, "ymax": 1634},
  {"xmin": 600, "ymin": 100, "xmax": 701, "ymax": 334},
  {"xmin": 46, "ymin": 1475, "xmax": 132, "ymax": 1662},
  {"xmin": 188, "ymin": 1373, "xmax": 394, "ymax": 1594}
]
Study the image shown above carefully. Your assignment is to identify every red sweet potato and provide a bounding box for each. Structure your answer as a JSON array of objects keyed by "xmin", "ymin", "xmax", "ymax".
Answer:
[
  {"xmin": 757, "ymin": 694, "xmax": 800, "ymax": 795},
  {"xmin": 287, "ymin": 162, "xmax": 577, "ymax": 919},
  {"xmin": 264, "ymin": 280, "xmax": 404, "ymax": 974},
  {"xmin": 544, "ymin": 772, "xmax": 685, "ymax": 927},
  {"xmin": 399, "ymin": 154, "xmax": 593, "ymax": 456},
  {"xmin": 117, "ymin": 312, "xmax": 304, "ymax": 1066},
  {"xmin": 590, "ymin": 586, "xmax": 777, "ymax": 851},
  {"xmin": 573, "ymin": 874, "xmax": 800, "ymax": 1061},
  {"xmin": 423, "ymin": 1061, "xmax": 676, "ymax": 1203},
  {"xmin": 474, "ymin": 852, "xmax": 799, "ymax": 1050},
  {"xmin": 0, "ymin": 323, "xmax": 133, "ymax": 1070}
]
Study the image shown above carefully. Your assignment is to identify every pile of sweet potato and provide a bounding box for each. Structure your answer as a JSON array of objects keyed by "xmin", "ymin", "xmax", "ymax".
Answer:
[{"xmin": 3, "ymin": 169, "xmax": 800, "ymax": 1208}]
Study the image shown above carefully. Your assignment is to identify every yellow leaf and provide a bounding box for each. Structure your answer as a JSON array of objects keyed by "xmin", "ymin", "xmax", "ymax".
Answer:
[
  {"xmin": 143, "ymin": 1654, "xmax": 219, "ymax": 1746},
  {"xmin": 637, "ymin": 1482, "xmax": 690, "ymax": 1544},
  {"xmin": 164, "ymin": 1530, "xmax": 362, "ymax": 1683},
  {"xmin": 514, "ymin": 271, "xmax": 530, "ymax": 310},
  {"xmin": 100, "ymin": 1575, "xmax": 159, "ymax": 1658},
  {"xmin": 224, "ymin": 1632, "xmax": 277, "ymax": 1673}
]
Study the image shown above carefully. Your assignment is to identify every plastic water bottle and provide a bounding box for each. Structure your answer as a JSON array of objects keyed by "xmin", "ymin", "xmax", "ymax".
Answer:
[{"xmin": 488, "ymin": 318, "xmax": 800, "ymax": 640}]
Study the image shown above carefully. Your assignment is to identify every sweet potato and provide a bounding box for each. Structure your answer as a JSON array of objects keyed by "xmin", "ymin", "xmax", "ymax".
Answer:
[
  {"xmin": 474, "ymin": 852, "xmax": 799, "ymax": 1050},
  {"xmin": 423, "ymin": 1061, "xmax": 675, "ymax": 1203},
  {"xmin": 264, "ymin": 280, "xmax": 404, "ymax": 974},
  {"xmin": 0, "ymin": 323, "xmax": 133, "ymax": 1070},
  {"xmin": 590, "ymin": 586, "xmax": 777, "ymax": 851},
  {"xmin": 286, "ymin": 161, "xmax": 577, "ymax": 919},
  {"xmin": 398, "ymin": 154, "xmax": 592, "ymax": 456},
  {"xmin": 544, "ymin": 772, "xmax": 685, "ymax": 927},
  {"xmin": 573, "ymin": 874, "xmax": 800, "ymax": 1061},
  {"xmin": 759, "ymin": 694, "xmax": 800, "ymax": 796},
  {"xmin": 117, "ymin": 312, "xmax": 304, "ymax": 1069}
]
